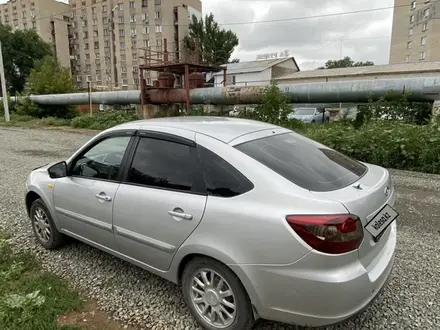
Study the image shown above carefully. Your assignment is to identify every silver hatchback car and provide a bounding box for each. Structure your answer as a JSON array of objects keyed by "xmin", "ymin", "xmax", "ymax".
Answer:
[{"xmin": 25, "ymin": 117, "xmax": 397, "ymax": 330}]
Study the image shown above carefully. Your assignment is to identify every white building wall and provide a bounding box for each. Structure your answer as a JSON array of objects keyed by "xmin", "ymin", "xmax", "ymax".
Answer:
[{"xmin": 214, "ymin": 68, "xmax": 272, "ymax": 87}]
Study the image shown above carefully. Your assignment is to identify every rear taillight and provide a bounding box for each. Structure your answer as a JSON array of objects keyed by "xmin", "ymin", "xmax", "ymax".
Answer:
[{"xmin": 286, "ymin": 214, "xmax": 363, "ymax": 254}]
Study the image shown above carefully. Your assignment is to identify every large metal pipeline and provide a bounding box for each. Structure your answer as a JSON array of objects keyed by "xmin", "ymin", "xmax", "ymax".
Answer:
[{"xmin": 2, "ymin": 77, "xmax": 440, "ymax": 105}]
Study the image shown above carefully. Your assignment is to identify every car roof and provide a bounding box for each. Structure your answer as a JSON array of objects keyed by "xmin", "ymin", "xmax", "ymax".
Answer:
[{"xmin": 111, "ymin": 116, "xmax": 279, "ymax": 144}]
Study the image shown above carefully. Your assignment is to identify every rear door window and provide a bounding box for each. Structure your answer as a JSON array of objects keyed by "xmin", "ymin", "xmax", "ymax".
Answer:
[{"xmin": 235, "ymin": 132, "xmax": 367, "ymax": 192}]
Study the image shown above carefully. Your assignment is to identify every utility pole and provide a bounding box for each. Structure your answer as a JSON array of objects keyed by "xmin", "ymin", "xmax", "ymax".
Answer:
[
  {"xmin": 0, "ymin": 42, "xmax": 10, "ymax": 122},
  {"xmin": 110, "ymin": 5, "xmax": 118, "ymax": 90},
  {"xmin": 88, "ymin": 81, "xmax": 92, "ymax": 116}
]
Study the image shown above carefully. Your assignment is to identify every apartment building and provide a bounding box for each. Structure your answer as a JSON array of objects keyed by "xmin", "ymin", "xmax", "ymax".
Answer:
[
  {"xmin": 390, "ymin": 0, "xmax": 440, "ymax": 64},
  {"xmin": 0, "ymin": 0, "xmax": 71, "ymax": 69},
  {"xmin": 69, "ymin": 0, "xmax": 202, "ymax": 90}
]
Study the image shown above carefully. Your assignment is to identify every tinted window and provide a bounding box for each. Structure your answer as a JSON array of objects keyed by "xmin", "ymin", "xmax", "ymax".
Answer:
[
  {"xmin": 127, "ymin": 137, "xmax": 204, "ymax": 193},
  {"xmin": 198, "ymin": 146, "xmax": 253, "ymax": 198},
  {"xmin": 71, "ymin": 136, "xmax": 130, "ymax": 180},
  {"xmin": 235, "ymin": 132, "xmax": 367, "ymax": 192}
]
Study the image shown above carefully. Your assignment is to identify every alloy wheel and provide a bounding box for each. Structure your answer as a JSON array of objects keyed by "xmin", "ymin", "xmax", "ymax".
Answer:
[
  {"xmin": 33, "ymin": 207, "xmax": 51, "ymax": 243},
  {"xmin": 190, "ymin": 268, "xmax": 237, "ymax": 328}
]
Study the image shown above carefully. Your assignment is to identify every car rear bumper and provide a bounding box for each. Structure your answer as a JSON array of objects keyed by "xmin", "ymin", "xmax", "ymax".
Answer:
[{"xmin": 232, "ymin": 221, "xmax": 396, "ymax": 327}]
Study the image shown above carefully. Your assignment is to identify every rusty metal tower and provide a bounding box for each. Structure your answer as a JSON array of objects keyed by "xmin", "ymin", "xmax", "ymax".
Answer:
[{"xmin": 139, "ymin": 39, "xmax": 227, "ymax": 116}]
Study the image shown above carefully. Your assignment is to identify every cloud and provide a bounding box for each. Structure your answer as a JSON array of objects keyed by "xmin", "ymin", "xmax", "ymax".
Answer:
[{"xmin": 203, "ymin": 0, "xmax": 395, "ymax": 70}]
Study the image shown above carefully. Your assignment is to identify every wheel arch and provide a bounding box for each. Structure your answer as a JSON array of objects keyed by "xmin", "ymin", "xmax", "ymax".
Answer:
[{"xmin": 170, "ymin": 246, "xmax": 263, "ymax": 315}]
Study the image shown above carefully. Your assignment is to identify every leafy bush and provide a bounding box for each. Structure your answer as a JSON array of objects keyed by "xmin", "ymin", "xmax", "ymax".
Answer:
[
  {"xmin": 71, "ymin": 110, "xmax": 140, "ymax": 130},
  {"xmin": 302, "ymin": 121, "xmax": 440, "ymax": 174}
]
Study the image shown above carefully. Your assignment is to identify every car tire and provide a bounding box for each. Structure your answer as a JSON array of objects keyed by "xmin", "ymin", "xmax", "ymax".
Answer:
[
  {"xmin": 182, "ymin": 257, "xmax": 255, "ymax": 330},
  {"xmin": 30, "ymin": 198, "xmax": 66, "ymax": 249}
]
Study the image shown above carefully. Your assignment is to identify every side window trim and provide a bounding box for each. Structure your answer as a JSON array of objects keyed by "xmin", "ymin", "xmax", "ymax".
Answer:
[
  {"xmin": 67, "ymin": 130, "xmax": 137, "ymax": 183},
  {"xmin": 121, "ymin": 133, "xmax": 206, "ymax": 196}
]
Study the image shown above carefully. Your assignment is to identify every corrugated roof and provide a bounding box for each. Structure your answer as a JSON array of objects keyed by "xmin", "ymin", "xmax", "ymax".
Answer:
[
  {"xmin": 213, "ymin": 57, "xmax": 298, "ymax": 76},
  {"xmin": 278, "ymin": 61, "xmax": 440, "ymax": 80}
]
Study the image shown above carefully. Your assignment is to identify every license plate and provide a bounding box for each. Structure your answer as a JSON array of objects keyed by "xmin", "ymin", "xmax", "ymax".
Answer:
[{"xmin": 365, "ymin": 204, "xmax": 398, "ymax": 240}]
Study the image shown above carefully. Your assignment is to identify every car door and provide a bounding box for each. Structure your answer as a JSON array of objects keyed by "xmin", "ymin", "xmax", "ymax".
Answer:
[
  {"xmin": 112, "ymin": 130, "xmax": 207, "ymax": 271},
  {"xmin": 53, "ymin": 132, "xmax": 134, "ymax": 249}
]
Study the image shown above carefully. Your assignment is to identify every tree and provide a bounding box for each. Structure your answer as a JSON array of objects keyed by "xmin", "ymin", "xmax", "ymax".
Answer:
[
  {"xmin": 0, "ymin": 24, "xmax": 53, "ymax": 94},
  {"xmin": 317, "ymin": 56, "xmax": 374, "ymax": 70},
  {"xmin": 241, "ymin": 81, "xmax": 293, "ymax": 126},
  {"xmin": 17, "ymin": 56, "xmax": 78, "ymax": 118},
  {"xmin": 183, "ymin": 13, "xmax": 239, "ymax": 66}
]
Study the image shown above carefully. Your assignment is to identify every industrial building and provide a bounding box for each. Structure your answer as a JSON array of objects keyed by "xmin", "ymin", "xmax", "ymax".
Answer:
[
  {"xmin": 389, "ymin": 0, "xmax": 440, "ymax": 64},
  {"xmin": 209, "ymin": 57, "xmax": 300, "ymax": 87},
  {"xmin": 0, "ymin": 0, "xmax": 71, "ymax": 69},
  {"xmin": 68, "ymin": 0, "xmax": 202, "ymax": 90},
  {"xmin": 276, "ymin": 61, "xmax": 440, "ymax": 84}
]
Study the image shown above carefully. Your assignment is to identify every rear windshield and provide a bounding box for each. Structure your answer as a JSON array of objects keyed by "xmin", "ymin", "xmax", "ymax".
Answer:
[
  {"xmin": 235, "ymin": 132, "xmax": 367, "ymax": 192},
  {"xmin": 294, "ymin": 108, "xmax": 315, "ymax": 115}
]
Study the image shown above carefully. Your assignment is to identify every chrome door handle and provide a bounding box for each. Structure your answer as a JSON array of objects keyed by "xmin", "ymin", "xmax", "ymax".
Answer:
[
  {"xmin": 95, "ymin": 192, "xmax": 112, "ymax": 202},
  {"xmin": 168, "ymin": 210, "xmax": 193, "ymax": 220}
]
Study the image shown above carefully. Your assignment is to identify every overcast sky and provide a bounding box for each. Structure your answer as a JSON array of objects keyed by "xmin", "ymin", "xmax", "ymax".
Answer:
[{"xmin": 203, "ymin": 0, "xmax": 395, "ymax": 70}]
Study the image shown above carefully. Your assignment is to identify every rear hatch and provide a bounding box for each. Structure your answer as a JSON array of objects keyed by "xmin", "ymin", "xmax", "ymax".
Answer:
[
  {"xmin": 234, "ymin": 131, "xmax": 396, "ymax": 268},
  {"xmin": 311, "ymin": 163, "xmax": 396, "ymax": 268}
]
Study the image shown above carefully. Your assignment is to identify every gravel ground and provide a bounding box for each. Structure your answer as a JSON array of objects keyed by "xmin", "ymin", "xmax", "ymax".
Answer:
[{"xmin": 0, "ymin": 127, "xmax": 439, "ymax": 330}]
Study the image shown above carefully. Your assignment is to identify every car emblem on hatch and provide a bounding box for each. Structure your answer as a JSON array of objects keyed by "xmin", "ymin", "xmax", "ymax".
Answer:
[{"xmin": 384, "ymin": 186, "xmax": 390, "ymax": 197}]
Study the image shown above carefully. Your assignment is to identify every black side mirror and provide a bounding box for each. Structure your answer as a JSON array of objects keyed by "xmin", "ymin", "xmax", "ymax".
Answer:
[{"xmin": 48, "ymin": 161, "xmax": 67, "ymax": 179}]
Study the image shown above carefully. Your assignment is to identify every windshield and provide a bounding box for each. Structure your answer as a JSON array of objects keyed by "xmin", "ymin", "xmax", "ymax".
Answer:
[
  {"xmin": 235, "ymin": 132, "xmax": 367, "ymax": 192},
  {"xmin": 294, "ymin": 108, "xmax": 315, "ymax": 115}
]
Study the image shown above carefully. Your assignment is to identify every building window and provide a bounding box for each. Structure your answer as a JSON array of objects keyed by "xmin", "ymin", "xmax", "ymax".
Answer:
[
  {"xmin": 407, "ymin": 41, "xmax": 412, "ymax": 49},
  {"xmin": 132, "ymin": 40, "xmax": 137, "ymax": 49},
  {"xmin": 94, "ymin": 42, "xmax": 99, "ymax": 49},
  {"xmin": 85, "ymin": 53, "xmax": 90, "ymax": 60},
  {"xmin": 410, "ymin": 15, "xmax": 414, "ymax": 23},
  {"xmin": 104, "ymin": 28, "xmax": 109, "ymax": 35},
  {"xmin": 131, "ymin": 28, "xmax": 136, "ymax": 35},
  {"xmin": 119, "ymin": 3, "xmax": 124, "ymax": 10},
  {"xmin": 95, "ymin": 52, "xmax": 100, "ymax": 59},
  {"xmin": 405, "ymin": 55, "xmax": 411, "ymax": 63},
  {"xmin": 420, "ymin": 51, "xmax": 425, "ymax": 60},
  {"xmin": 143, "ymin": 27, "xmax": 149, "ymax": 34},
  {"xmin": 118, "ymin": 16, "xmax": 124, "ymax": 24},
  {"xmin": 120, "ymin": 42, "xmax": 126, "ymax": 49},
  {"xmin": 142, "ymin": 13, "xmax": 148, "ymax": 21},
  {"xmin": 155, "ymin": 25, "xmax": 162, "ymax": 33},
  {"xmin": 422, "ymin": 22, "xmax": 428, "ymax": 31},
  {"xmin": 411, "ymin": 1, "xmax": 416, "ymax": 10},
  {"xmin": 129, "ymin": 1, "xmax": 135, "ymax": 9},
  {"xmin": 83, "ymin": 31, "xmax": 88, "ymax": 38},
  {"xmin": 119, "ymin": 29, "xmax": 125, "ymax": 37},
  {"xmin": 84, "ymin": 43, "xmax": 89, "ymax": 50},
  {"xmin": 142, "ymin": 0, "xmax": 148, "ymax": 7},
  {"xmin": 92, "ymin": 7, "xmax": 96, "ymax": 14},
  {"xmin": 133, "ymin": 66, "xmax": 139, "ymax": 73},
  {"xmin": 409, "ymin": 28, "xmax": 413, "ymax": 36},
  {"xmin": 144, "ymin": 40, "xmax": 150, "ymax": 47},
  {"xmin": 93, "ymin": 19, "xmax": 98, "ymax": 26},
  {"xmin": 155, "ymin": 0, "xmax": 161, "ymax": 5},
  {"xmin": 155, "ymin": 11, "xmax": 161, "ymax": 19},
  {"xmin": 104, "ymin": 41, "xmax": 109, "ymax": 48},
  {"xmin": 424, "ymin": 8, "xmax": 429, "ymax": 18},
  {"xmin": 421, "ymin": 36, "xmax": 427, "ymax": 46},
  {"xmin": 156, "ymin": 39, "xmax": 162, "ymax": 47},
  {"xmin": 94, "ymin": 30, "xmax": 98, "ymax": 37},
  {"xmin": 130, "ymin": 14, "xmax": 136, "ymax": 22},
  {"xmin": 103, "ymin": 5, "xmax": 107, "ymax": 13}
]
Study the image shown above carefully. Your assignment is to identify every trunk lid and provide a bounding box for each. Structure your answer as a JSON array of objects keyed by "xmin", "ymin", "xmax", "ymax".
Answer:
[{"xmin": 311, "ymin": 163, "xmax": 396, "ymax": 268}]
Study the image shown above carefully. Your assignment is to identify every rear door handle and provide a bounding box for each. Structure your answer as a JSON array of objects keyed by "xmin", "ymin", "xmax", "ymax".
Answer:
[
  {"xmin": 168, "ymin": 210, "xmax": 193, "ymax": 220},
  {"xmin": 95, "ymin": 192, "xmax": 112, "ymax": 202}
]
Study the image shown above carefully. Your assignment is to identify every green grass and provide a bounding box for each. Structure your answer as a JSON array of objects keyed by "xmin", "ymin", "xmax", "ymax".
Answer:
[{"xmin": 0, "ymin": 232, "xmax": 85, "ymax": 330}]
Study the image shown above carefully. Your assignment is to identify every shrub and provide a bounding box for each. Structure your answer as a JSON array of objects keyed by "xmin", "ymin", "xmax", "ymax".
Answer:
[
  {"xmin": 302, "ymin": 121, "xmax": 440, "ymax": 174},
  {"xmin": 71, "ymin": 110, "xmax": 140, "ymax": 130}
]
